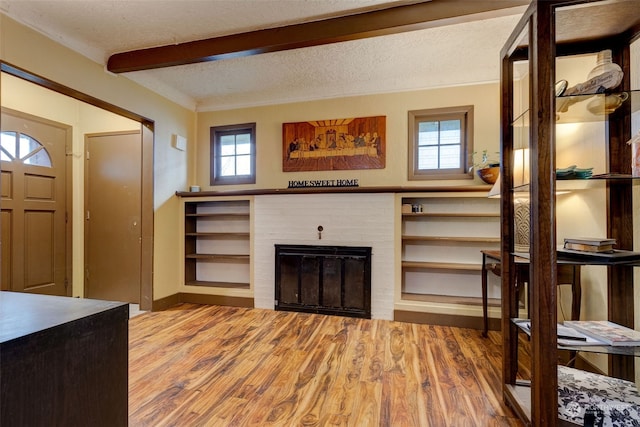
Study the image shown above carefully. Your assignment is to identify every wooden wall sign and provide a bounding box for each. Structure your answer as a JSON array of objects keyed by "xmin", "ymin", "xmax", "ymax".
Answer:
[
  {"xmin": 287, "ymin": 179, "xmax": 359, "ymax": 188},
  {"xmin": 282, "ymin": 116, "xmax": 386, "ymax": 172}
]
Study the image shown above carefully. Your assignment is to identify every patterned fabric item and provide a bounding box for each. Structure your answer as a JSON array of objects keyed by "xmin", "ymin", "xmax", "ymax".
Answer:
[{"xmin": 558, "ymin": 366, "xmax": 640, "ymax": 426}]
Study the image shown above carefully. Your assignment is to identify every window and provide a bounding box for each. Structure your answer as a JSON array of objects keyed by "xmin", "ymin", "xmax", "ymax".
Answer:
[
  {"xmin": 210, "ymin": 123, "xmax": 256, "ymax": 185},
  {"xmin": 408, "ymin": 106, "xmax": 473, "ymax": 180},
  {"xmin": 1, "ymin": 131, "xmax": 52, "ymax": 167}
]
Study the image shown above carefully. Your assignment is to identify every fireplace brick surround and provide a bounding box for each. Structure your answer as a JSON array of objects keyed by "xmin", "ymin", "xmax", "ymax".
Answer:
[{"xmin": 253, "ymin": 193, "xmax": 395, "ymax": 320}]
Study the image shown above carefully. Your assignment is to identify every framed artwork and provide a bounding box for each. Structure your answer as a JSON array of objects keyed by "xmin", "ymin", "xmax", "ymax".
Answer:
[{"xmin": 282, "ymin": 116, "xmax": 386, "ymax": 172}]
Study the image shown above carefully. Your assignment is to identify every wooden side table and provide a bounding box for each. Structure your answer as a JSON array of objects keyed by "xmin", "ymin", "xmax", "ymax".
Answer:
[{"xmin": 481, "ymin": 249, "xmax": 581, "ymax": 337}]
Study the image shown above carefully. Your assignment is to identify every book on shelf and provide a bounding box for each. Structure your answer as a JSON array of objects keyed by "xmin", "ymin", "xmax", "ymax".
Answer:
[
  {"xmin": 563, "ymin": 237, "xmax": 616, "ymax": 252},
  {"xmin": 564, "ymin": 242, "xmax": 614, "ymax": 253},
  {"xmin": 563, "ymin": 320, "xmax": 640, "ymax": 346},
  {"xmin": 564, "ymin": 237, "xmax": 616, "ymax": 245},
  {"xmin": 557, "ymin": 248, "xmax": 640, "ymax": 263}
]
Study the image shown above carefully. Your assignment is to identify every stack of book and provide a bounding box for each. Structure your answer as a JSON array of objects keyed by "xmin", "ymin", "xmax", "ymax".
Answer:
[
  {"xmin": 558, "ymin": 239, "xmax": 640, "ymax": 263},
  {"xmin": 563, "ymin": 237, "xmax": 616, "ymax": 253}
]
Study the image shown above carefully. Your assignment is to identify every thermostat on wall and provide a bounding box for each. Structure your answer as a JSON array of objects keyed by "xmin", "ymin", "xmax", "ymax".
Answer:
[{"xmin": 172, "ymin": 134, "xmax": 187, "ymax": 151}]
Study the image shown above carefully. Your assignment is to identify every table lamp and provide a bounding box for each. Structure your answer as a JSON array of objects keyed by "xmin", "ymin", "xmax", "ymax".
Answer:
[{"xmin": 488, "ymin": 148, "xmax": 530, "ymax": 253}]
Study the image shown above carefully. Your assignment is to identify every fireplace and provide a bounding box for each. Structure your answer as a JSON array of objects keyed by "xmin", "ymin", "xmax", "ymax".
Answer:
[{"xmin": 274, "ymin": 245, "xmax": 372, "ymax": 319}]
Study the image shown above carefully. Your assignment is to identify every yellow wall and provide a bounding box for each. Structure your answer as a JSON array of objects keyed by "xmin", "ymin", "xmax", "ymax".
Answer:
[
  {"xmin": 1, "ymin": 14, "xmax": 195, "ymax": 300},
  {"xmin": 0, "ymin": 12, "xmax": 504, "ymax": 305},
  {"xmin": 2, "ymin": 8, "xmax": 639, "ymax": 383},
  {"xmin": 1, "ymin": 73, "xmax": 140, "ymax": 297},
  {"xmin": 196, "ymin": 83, "xmax": 502, "ymax": 190},
  {"xmin": 0, "ymin": 13, "xmax": 504, "ymax": 304}
]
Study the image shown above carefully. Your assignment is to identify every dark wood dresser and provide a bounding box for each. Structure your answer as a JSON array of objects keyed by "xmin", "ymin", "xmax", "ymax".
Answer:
[{"xmin": 0, "ymin": 291, "xmax": 128, "ymax": 426}]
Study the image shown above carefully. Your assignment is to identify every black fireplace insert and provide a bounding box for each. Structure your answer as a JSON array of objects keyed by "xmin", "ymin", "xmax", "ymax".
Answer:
[{"xmin": 274, "ymin": 244, "xmax": 372, "ymax": 319}]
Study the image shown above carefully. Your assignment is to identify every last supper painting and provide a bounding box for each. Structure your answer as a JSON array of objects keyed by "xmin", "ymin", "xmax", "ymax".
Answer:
[{"xmin": 282, "ymin": 116, "xmax": 386, "ymax": 172}]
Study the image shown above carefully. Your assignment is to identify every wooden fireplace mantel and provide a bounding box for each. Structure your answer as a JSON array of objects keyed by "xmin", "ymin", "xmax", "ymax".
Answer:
[{"xmin": 176, "ymin": 184, "xmax": 491, "ymax": 198}]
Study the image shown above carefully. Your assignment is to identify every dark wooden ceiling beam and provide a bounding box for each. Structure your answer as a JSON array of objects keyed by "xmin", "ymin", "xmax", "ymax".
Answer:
[{"xmin": 107, "ymin": 0, "xmax": 528, "ymax": 73}]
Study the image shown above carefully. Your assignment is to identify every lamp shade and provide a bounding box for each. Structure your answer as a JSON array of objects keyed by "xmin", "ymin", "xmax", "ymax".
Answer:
[
  {"xmin": 486, "ymin": 148, "xmax": 529, "ymax": 198},
  {"xmin": 513, "ymin": 148, "xmax": 530, "ymax": 188}
]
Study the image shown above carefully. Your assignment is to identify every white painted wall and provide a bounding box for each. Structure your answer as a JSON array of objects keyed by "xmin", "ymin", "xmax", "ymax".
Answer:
[{"xmin": 253, "ymin": 193, "xmax": 395, "ymax": 320}]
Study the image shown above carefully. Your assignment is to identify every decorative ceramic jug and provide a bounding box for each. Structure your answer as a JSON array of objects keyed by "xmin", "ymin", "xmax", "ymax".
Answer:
[{"xmin": 586, "ymin": 49, "xmax": 623, "ymax": 91}]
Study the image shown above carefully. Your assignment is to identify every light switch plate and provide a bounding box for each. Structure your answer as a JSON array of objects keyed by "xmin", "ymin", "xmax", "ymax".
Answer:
[{"xmin": 172, "ymin": 134, "xmax": 187, "ymax": 151}]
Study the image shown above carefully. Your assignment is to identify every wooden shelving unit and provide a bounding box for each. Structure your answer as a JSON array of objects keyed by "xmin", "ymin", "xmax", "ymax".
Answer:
[
  {"xmin": 185, "ymin": 280, "xmax": 250, "ymax": 288},
  {"xmin": 398, "ymin": 193, "xmax": 500, "ymax": 314},
  {"xmin": 183, "ymin": 199, "xmax": 251, "ymax": 290},
  {"xmin": 499, "ymin": 2, "xmax": 640, "ymax": 425},
  {"xmin": 185, "ymin": 254, "xmax": 250, "ymax": 262},
  {"xmin": 402, "ymin": 235, "xmax": 500, "ymax": 243},
  {"xmin": 402, "ymin": 212, "xmax": 499, "ymax": 218},
  {"xmin": 401, "ymin": 261, "xmax": 481, "ymax": 270},
  {"xmin": 185, "ymin": 232, "xmax": 250, "ymax": 237},
  {"xmin": 402, "ymin": 291, "xmax": 501, "ymax": 307}
]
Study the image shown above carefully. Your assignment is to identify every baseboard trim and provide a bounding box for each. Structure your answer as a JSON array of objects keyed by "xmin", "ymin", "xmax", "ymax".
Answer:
[
  {"xmin": 393, "ymin": 310, "xmax": 500, "ymax": 331},
  {"xmin": 180, "ymin": 293, "xmax": 254, "ymax": 308},
  {"xmin": 151, "ymin": 292, "xmax": 254, "ymax": 311},
  {"xmin": 152, "ymin": 293, "xmax": 181, "ymax": 311}
]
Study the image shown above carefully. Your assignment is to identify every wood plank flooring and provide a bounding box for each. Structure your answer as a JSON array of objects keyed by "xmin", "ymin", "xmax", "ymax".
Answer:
[{"xmin": 129, "ymin": 304, "xmax": 524, "ymax": 426}]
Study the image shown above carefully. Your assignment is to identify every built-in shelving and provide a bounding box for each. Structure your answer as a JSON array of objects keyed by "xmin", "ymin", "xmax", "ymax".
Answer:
[
  {"xmin": 403, "ymin": 292, "xmax": 501, "ymax": 307},
  {"xmin": 185, "ymin": 232, "xmax": 250, "ymax": 237},
  {"xmin": 402, "ymin": 236, "xmax": 500, "ymax": 243},
  {"xmin": 402, "ymin": 212, "xmax": 499, "ymax": 218},
  {"xmin": 185, "ymin": 280, "xmax": 250, "ymax": 288},
  {"xmin": 397, "ymin": 193, "xmax": 500, "ymax": 325},
  {"xmin": 183, "ymin": 199, "xmax": 251, "ymax": 290},
  {"xmin": 401, "ymin": 261, "xmax": 481, "ymax": 270},
  {"xmin": 185, "ymin": 254, "xmax": 250, "ymax": 261}
]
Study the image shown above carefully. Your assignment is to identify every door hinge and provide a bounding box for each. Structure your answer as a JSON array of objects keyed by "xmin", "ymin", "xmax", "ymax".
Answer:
[
  {"xmin": 86, "ymin": 210, "xmax": 90, "ymax": 220},
  {"xmin": 86, "ymin": 150, "xmax": 90, "ymax": 160}
]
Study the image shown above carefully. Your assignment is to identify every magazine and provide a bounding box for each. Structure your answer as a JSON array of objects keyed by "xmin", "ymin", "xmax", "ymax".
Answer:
[
  {"xmin": 513, "ymin": 319, "xmax": 606, "ymax": 346},
  {"xmin": 556, "ymin": 323, "xmax": 606, "ymax": 346},
  {"xmin": 563, "ymin": 320, "xmax": 640, "ymax": 346}
]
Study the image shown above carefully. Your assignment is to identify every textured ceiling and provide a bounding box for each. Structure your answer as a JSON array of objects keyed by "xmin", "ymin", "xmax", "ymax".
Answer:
[{"xmin": 0, "ymin": 0, "xmax": 524, "ymax": 111}]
